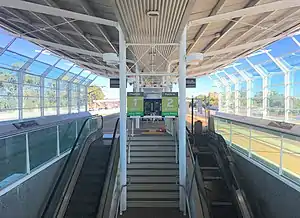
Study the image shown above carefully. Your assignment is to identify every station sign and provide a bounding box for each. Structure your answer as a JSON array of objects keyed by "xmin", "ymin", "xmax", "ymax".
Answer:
[
  {"xmin": 110, "ymin": 78, "xmax": 127, "ymax": 88},
  {"xmin": 162, "ymin": 92, "xmax": 178, "ymax": 117},
  {"xmin": 186, "ymin": 78, "xmax": 196, "ymax": 88},
  {"xmin": 127, "ymin": 92, "xmax": 144, "ymax": 117}
]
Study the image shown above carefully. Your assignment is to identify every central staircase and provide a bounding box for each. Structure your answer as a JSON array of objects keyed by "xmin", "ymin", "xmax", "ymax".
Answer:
[{"xmin": 120, "ymin": 133, "xmax": 185, "ymax": 218}]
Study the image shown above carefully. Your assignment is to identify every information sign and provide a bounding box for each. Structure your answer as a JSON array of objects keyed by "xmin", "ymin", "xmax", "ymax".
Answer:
[
  {"xmin": 162, "ymin": 92, "xmax": 178, "ymax": 117},
  {"xmin": 127, "ymin": 92, "xmax": 144, "ymax": 117}
]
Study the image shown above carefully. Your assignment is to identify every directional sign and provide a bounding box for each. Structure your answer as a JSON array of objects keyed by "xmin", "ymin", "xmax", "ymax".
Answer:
[
  {"xmin": 162, "ymin": 92, "xmax": 178, "ymax": 117},
  {"xmin": 186, "ymin": 78, "xmax": 196, "ymax": 88},
  {"xmin": 127, "ymin": 92, "xmax": 144, "ymax": 117},
  {"xmin": 110, "ymin": 78, "xmax": 128, "ymax": 88}
]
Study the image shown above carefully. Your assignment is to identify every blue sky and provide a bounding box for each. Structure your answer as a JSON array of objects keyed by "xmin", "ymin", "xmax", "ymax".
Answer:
[{"xmin": 1, "ymin": 26, "xmax": 300, "ymax": 99}]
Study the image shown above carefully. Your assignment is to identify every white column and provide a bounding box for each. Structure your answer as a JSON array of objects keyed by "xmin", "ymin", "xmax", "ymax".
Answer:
[
  {"xmin": 18, "ymin": 70, "xmax": 24, "ymax": 119},
  {"xmin": 284, "ymin": 69, "xmax": 291, "ymax": 122},
  {"xmin": 178, "ymin": 25, "xmax": 187, "ymax": 212},
  {"xmin": 136, "ymin": 66, "xmax": 140, "ymax": 128},
  {"xmin": 40, "ymin": 77, "xmax": 45, "ymax": 116},
  {"xmin": 119, "ymin": 26, "xmax": 127, "ymax": 212},
  {"xmin": 225, "ymin": 85, "xmax": 231, "ymax": 113}
]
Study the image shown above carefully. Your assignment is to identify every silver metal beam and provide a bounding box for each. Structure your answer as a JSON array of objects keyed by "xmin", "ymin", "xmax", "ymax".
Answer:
[
  {"xmin": 0, "ymin": 0, "xmax": 118, "ymax": 27},
  {"xmin": 189, "ymin": 1, "xmax": 300, "ymax": 26}
]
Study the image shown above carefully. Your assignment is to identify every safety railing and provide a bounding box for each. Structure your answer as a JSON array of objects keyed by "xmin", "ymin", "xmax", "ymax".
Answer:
[
  {"xmin": 214, "ymin": 115, "xmax": 300, "ymax": 187},
  {"xmin": 0, "ymin": 115, "xmax": 100, "ymax": 194},
  {"xmin": 41, "ymin": 115, "xmax": 103, "ymax": 218}
]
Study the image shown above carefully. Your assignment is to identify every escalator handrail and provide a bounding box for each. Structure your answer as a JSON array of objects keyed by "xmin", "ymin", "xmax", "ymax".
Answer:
[
  {"xmin": 41, "ymin": 115, "xmax": 103, "ymax": 218},
  {"xmin": 111, "ymin": 118, "xmax": 120, "ymax": 147}
]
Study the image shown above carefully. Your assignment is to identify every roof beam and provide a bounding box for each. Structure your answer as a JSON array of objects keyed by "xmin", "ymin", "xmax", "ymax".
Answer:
[
  {"xmin": 0, "ymin": 0, "xmax": 118, "ymax": 27},
  {"xmin": 189, "ymin": 0, "xmax": 300, "ymax": 26},
  {"xmin": 202, "ymin": 0, "xmax": 260, "ymax": 53},
  {"xmin": 67, "ymin": 58, "xmax": 118, "ymax": 72},
  {"xmin": 187, "ymin": 0, "xmax": 226, "ymax": 53}
]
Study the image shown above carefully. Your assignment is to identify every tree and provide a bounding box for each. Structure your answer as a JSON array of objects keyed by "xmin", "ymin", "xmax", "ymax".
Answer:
[{"xmin": 88, "ymin": 86, "xmax": 105, "ymax": 107}]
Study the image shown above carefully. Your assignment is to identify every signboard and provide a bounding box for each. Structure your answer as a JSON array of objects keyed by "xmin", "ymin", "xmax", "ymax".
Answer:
[
  {"xmin": 162, "ymin": 92, "xmax": 178, "ymax": 117},
  {"xmin": 110, "ymin": 78, "xmax": 127, "ymax": 88},
  {"xmin": 186, "ymin": 78, "xmax": 196, "ymax": 88},
  {"xmin": 127, "ymin": 92, "xmax": 144, "ymax": 117}
]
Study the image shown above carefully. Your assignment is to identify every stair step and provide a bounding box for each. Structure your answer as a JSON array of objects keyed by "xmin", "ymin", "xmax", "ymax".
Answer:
[
  {"xmin": 211, "ymin": 201, "xmax": 233, "ymax": 206},
  {"xmin": 128, "ymin": 191, "xmax": 179, "ymax": 199},
  {"xmin": 203, "ymin": 176, "xmax": 223, "ymax": 180},
  {"xmin": 127, "ymin": 200, "xmax": 179, "ymax": 208},
  {"xmin": 130, "ymin": 146, "xmax": 175, "ymax": 151},
  {"xmin": 131, "ymin": 136, "xmax": 174, "ymax": 141},
  {"xmin": 130, "ymin": 151, "xmax": 175, "ymax": 157},
  {"xmin": 128, "ymin": 163, "xmax": 178, "ymax": 169},
  {"xmin": 128, "ymin": 184, "xmax": 178, "ymax": 191},
  {"xmin": 128, "ymin": 169, "xmax": 178, "ymax": 176},
  {"xmin": 129, "ymin": 176, "xmax": 178, "ymax": 184},
  {"xmin": 130, "ymin": 141, "xmax": 175, "ymax": 146},
  {"xmin": 200, "ymin": 167, "xmax": 219, "ymax": 170},
  {"xmin": 131, "ymin": 157, "xmax": 176, "ymax": 163}
]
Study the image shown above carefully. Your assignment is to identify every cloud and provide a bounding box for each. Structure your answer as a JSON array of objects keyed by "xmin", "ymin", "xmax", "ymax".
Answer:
[{"xmin": 34, "ymin": 49, "xmax": 52, "ymax": 55}]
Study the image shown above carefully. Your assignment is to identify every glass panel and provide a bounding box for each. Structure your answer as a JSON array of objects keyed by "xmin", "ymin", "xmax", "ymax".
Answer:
[
  {"xmin": 69, "ymin": 65, "xmax": 83, "ymax": 75},
  {"xmin": 247, "ymin": 51, "xmax": 271, "ymax": 65},
  {"xmin": 23, "ymin": 85, "xmax": 40, "ymax": 98},
  {"xmin": 55, "ymin": 59, "xmax": 74, "ymax": 70},
  {"xmin": 267, "ymin": 37, "xmax": 299, "ymax": 57},
  {"xmin": 36, "ymin": 50, "xmax": 60, "ymax": 65},
  {"xmin": 230, "ymin": 121, "xmax": 250, "ymax": 155},
  {"xmin": 44, "ymin": 108, "xmax": 57, "ymax": 116},
  {"xmin": 0, "ymin": 134, "xmax": 26, "ymax": 189},
  {"xmin": 8, "ymin": 38, "xmax": 41, "ymax": 58},
  {"xmin": 0, "ymin": 96, "xmax": 18, "ymax": 110},
  {"xmin": 260, "ymin": 61, "xmax": 282, "ymax": 75},
  {"xmin": 27, "ymin": 61, "xmax": 50, "ymax": 75},
  {"xmin": 23, "ymin": 97, "xmax": 40, "ymax": 109},
  {"xmin": 45, "ymin": 78, "xmax": 56, "ymax": 89},
  {"xmin": 0, "ymin": 51, "xmax": 28, "ymax": 70},
  {"xmin": 23, "ymin": 108, "xmax": 41, "ymax": 118},
  {"xmin": 80, "ymin": 70, "xmax": 90, "ymax": 78},
  {"xmin": 28, "ymin": 126, "xmax": 57, "ymax": 170},
  {"xmin": 0, "ymin": 33, "xmax": 14, "ymax": 48},
  {"xmin": 0, "ymin": 68, "xmax": 18, "ymax": 83},
  {"xmin": 0, "ymin": 109, "xmax": 18, "ymax": 121},
  {"xmin": 24, "ymin": 74, "xmax": 40, "ymax": 86},
  {"xmin": 46, "ymin": 67, "xmax": 65, "ymax": 79},
  {"xmin": 62, "ymin": 72, "xmax": 75, "ymax": 81},
  {"xmin": 59, "ymin": 122, "xmax": 76, "ymax": 152}
]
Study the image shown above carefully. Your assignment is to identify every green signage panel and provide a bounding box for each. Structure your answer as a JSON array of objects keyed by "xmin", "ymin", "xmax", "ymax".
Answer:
[
  {"xmin": 127, "ymin": 92, "xmax": 144, "ymax": 117},
  {"xmin": 162, "ymin": 92, "xmax": 178, "ymax": 117}
]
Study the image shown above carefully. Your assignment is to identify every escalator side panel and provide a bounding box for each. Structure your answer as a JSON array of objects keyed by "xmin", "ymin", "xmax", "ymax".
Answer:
[{"xmin": 64, "ymin": 138, "xmax": 111, "ymax": 218}]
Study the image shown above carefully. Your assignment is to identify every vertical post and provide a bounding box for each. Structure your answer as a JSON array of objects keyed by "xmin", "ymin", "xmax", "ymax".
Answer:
[
  {"xmin": 246, "ymin": 80, "xmax": 252, "ymax": 117},
  {"xmin": 25, "ymin": 133, "xmax": 30, "ymax": 173},
  {"xmin": 248, "ymin": 127, "xmax": 252, "ymax": 158},
  {"xmin": 68, "ymin": 82, "xmax": 72, "ymax": 114},
  {"xmin": 18, "ymin": 69, "xmax": 24, "ymax": 119},
  {"xmin": 191, "ymin": 98, "xmax": 194, "ymax": 134},
  {"xmin": 56, "ymin": 80, "xmax": 60, "ymax": 115},
  {"xmin": 229, "ymin": 121, "xmax": 232, "ymax": 146},
  {"xmin": 40, "ymin": 77, "xmax": 45, "ymax": 117},
  {"xmin": 234, "ymin": 83, "xmax": 239, "ymax": 115},
  {"xmin": 119, "ymin": 25, "xmax": 127, "ymax": 212},
  {"xmin": 225, "ymin": 85, "xmax": 230, "ymax": 113},
  {"xmin": 57, "ymin": 125, "xmax": 60, "ymax": 156},
  {"xmin": 75, "ymin": 121, "xmax": 78, "ymax": 138},
  {"xmin": 279, "ymin": 134, "xmax": 284, "ymax": 175},
  {"xmin": 284, "ymin": 66, "xmax": 291, "ymax": 122},
  {"xmin": 179, "ymin": 25, "xmax": 187, "ymax": 212},
  {"xmin": 262, "ymin": 76, "xmax": 268, "ymax": 119}
]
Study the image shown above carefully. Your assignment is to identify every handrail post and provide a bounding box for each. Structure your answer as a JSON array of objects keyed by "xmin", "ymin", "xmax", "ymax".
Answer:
[
  {"xmin": 229, "ymin": 121, "xmax": 232, "ymax": 146},
  {"xmin": 75, "ymin": 121, "xmax": 78, "ymax": 138},
  {"xmin": 25, "ymin": 133, "xmax": 30, "ymax": 174},
  {"xmin": 248, "ymin": 126, "xmax": 252, "ymax": 158},
  {"xmin": 57, "ymin": 125, "xmax": 60, "ymax": 156},
  {"xmin": 279, "ymin": 134, "xmax": 284, "ymax": 175}
]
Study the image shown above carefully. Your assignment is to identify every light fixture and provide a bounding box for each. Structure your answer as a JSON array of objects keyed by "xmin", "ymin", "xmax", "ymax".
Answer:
[{"xmin": 147, "ymin": 10, "xmax": 159, "ymax": 17}]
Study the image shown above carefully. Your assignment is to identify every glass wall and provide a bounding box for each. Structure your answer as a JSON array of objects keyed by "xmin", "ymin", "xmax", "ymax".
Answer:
[
  {"xmin": 211, "ymin": 33, "xmax": 300, "ymax": 124},
  {"xmin": 0, "ymin": 28, "xmax": 96, "ymax": 121}
]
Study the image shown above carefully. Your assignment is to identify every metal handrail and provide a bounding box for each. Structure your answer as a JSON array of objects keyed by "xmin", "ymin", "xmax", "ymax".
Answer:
[
  {"xmin": 0, "ymin": 115, "xmax": 93, "ymax": 139},
  {"xmin": 178, "ymin": 184, "xmax": 192, "ymax": 217},
  {"xmin": 213, "ymin": 115, "xmax": 300, "ymax": 138},
  {"xmin": 40, "ymin": 115, "xmax": 103, "ymax": 218},
  {"xmin": 114, "ymin": 183, "xmax": 129, "ymax": 218}
]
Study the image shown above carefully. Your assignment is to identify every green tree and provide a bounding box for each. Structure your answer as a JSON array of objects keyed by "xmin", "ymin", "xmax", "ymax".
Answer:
[{"xmin": 88, "ymin": 86, "xmax": 105, "ymax": 106}]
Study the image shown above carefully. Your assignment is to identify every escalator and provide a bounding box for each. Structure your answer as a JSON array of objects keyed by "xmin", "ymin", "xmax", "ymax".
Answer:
[
  {"xmin": 41, "ymin": 116, "xmax": 120, "ymax": 218},
  {"xmin": 189, "ymin": 127, "xmax": 254, "ymax": 218}
]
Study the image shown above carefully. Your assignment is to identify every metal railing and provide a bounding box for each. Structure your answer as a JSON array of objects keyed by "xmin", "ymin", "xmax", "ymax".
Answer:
[
  {"xmin": 214, "ymin": 115, "xmax": 300, "ymax": 188},
  {"xmin": 40, "ymin": 115, "xmax": 103, "ymax": 218},
  {"xmin": 0, "ymin": 116, "xmax": 99, "ymax": 194}
]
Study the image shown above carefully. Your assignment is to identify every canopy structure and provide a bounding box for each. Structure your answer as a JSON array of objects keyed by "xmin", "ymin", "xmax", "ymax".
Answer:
[{"xmin": 0, "ymin": 0, "xmax": 299, "ymax": 85}]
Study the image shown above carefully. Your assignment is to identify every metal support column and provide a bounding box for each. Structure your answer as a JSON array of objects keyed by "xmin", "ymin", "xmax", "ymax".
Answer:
[
  {"xmin": 56, "ymin": 80, "xmax": 60, "ymax": 115},
  {"xmin": 18, "ymin": 69, "xmax": 24, "ymax": 119},
  {"xmin": 40, "ymin": 77, "xmax": 45, "ymax": 116},
  {"xmin": 178, "ymin": 25, "xmax": 187, "ymax": 212},
  {"xmin": 246, "ymin": 80, "xmax": 252, "ymax": 117},
  {"xmin": 136, "ymin": 67, "xmax": 140, "ymax": 128},
  {"xmin": 262, "ymin": 76, "xmax": 269, "ymax": 119},
  {"xmin": 119, "ymin": 26, "xmax": 127, "ymax": 212},
  {"xmin": 68, "ymin": 82, "xmax": 72, "ymax": 114}
]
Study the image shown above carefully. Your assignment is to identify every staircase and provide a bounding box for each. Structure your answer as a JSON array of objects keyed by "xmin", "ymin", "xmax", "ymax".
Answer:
[{"xmin": 127, "ymin": 134, "xmax": 180, "ymax": 209}]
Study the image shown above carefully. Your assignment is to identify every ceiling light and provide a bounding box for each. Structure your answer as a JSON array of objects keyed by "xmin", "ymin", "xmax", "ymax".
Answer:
[{"xmin": 147, "ymin": 10, "xmax": 159, "ymax": 17}]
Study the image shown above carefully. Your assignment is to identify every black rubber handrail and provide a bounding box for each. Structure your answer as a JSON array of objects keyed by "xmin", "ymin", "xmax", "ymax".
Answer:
[
  {"xmin": 110, "ymin": 118, "xmax": 120, "ymax": 148},
  {"xmin": 41, "ymin": 115, "xmax": 103, "ymax": 218}
]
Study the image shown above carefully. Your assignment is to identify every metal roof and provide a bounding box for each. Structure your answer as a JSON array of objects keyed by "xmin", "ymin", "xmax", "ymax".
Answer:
[{"xmin": 0, "ymin": 0, "xmax": 300, "ymax": 80}]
